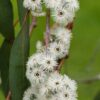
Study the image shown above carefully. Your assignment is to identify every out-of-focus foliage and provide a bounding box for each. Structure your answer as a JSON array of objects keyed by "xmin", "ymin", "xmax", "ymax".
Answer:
[{"xmin": 0, "ymin": 88, "xmax": 5, "ymax": 100}]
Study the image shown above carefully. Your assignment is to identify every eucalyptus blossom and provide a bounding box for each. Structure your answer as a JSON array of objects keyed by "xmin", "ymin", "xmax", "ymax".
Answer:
[{"xmin": 23, "ymin": 0, "xmax": 79, "ymax": 100}]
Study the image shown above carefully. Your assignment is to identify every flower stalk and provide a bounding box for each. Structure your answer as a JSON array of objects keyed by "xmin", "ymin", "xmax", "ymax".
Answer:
[
  {"xmin": 29, "ymin": 16, "xmax": 37, "ymax": 36},
  {"xmin": 45, "ymin": 9, "xmax": 51, "ymax": 48}
]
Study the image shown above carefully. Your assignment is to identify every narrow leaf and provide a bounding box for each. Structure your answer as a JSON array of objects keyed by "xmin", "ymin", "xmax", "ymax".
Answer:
[
  {"xmin": 9, "ymin": 18, "xmax": 29, "ymax": 100},
  {"xmin": 0, "ymin": 0, "xmax": 14, "ymax": 39},
  {"xmin": 0, "ymin": 40, "xmax": 14, "ymax": 96}
]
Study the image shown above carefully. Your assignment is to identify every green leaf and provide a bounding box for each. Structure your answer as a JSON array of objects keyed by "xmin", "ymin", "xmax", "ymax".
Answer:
[
  {"xmin": 0, "ymin": 0, "xmax": 14, "ymax": 96},
  {"xmin": 0, "ymin": 0, "xmax": 14, "ymax": 39},
  {"xmin": 17, "ymin": 0, "xmax": 27, "ymax": 25},
  {"xmin": 9, "ymin": 0, "xmax": 29, "ymax": 99},
  {"xmin": 0, "ymin": 40, "xmax": 13, "ymax": 96},
  {"xmin": 9, "ymin": 18, "xmax": 29, "ymax": 100}
]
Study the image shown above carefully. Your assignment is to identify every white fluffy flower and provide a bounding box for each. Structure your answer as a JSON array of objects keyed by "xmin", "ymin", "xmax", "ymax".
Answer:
[
  {"xmin": 31, "ymin": 11, "xmax": 46, "ymax": 17},
  {"xmin": 51, "ymin": 7, "xmax": 75, "ymax": 25},
  {"xmin": 62, "ymin": 0, "xmax": 79, "ymax": 12},
  {"xmin": 51, "ymin": 26, "xmax": 72, "ymax": 43},
  {"xmin": 43, "ymin": 0, "xmax": 61, "ymax": 9},
  {"xmin": 26, "ymin": 67, "xmax": 46, "ymax": 85},
  {"xmin": 31, "ymin": 5, "xmax": 46, "ymax": 17},
  {"xmin": 31, "ymin": 0, "xmax": 42, "ymax": 11},
  {"xmin": 49, "ymin": 42, "xmax": 69, "ymax": 59},
  {"xmin": 36, "ymin": 41, "xmax": 45, "ymax": 52},
  {"xmin": 23, "ymin": 87, "xmax": 37, "ymax": 100},
  {"xmin": 47, "ymin": 74, "xmax": 77, "ymax": 100},
  {"xmin": 23, "ymin": 0, "xmax": 42, "ymax": 11},
  {"xmin": 40, "ymin": 54, "xmax": 57, "ymax": 71},
  {"xmin": 36, "ymin": 41, "xmax": 43, "ymax": 50},
  {"xmin": 39, "ymin": 84, "xmax": 49, "ymax": 96},
  {"xmin": 27, "ymin": 53, "xmax": 43, "ymax": 68},
  {"xmin": 49, "ymin": 89, "xmax": 77, "ymax": 100},
  {"xmin": 63, "ymin": 75, "xmax": 77, "ymax": 91},
  {"xmin": 35, "ymin": 95, "xmax": 48, "ymax": 100},
  {"xmin": 23, "ymin": 0, "xmax": 32, "ymax": 10},
  {"xmin": 47, "ymin": 72, "xmax": 64, "ymax": 91},
  {"xmin": 57, "ymin": 88, "xmax": 77, "ymax": 100}
]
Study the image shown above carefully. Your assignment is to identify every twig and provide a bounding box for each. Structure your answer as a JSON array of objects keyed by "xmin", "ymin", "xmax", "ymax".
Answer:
[
  {"xmin": 78, "ymin": 74, "xmax": 100, "ymax": 84},
  {"xmin": 29, "ymin": 17, "xmax": 37, "ymax": 36},
  {"xmin": 22, "ymin": 10, "xmax": 30, "ymax": 27},
  {"xmin": 45, "ymin": 9, "xmax": 50, "ymax": 48},
  {"xmin": 66, "ymin": 22, "xmax": 73, "ymax": 30},
  {"xmin": 13, "ymin": 11, "xmax": 30, "ymax": 28},
  {"xmin": 57, "ymin": 55, "xmax": 69, "ymax": 72},
  {"xmin": 57, "ymin": 59, "xmax": 65, "ymax": 72},
  {"xmin": 84, "ymin": 38, "xmax": 100, "ymax": 70}
]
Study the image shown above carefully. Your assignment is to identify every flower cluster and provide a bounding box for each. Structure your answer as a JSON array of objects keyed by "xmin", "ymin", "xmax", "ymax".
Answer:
[
  {"xmin": 23, "ymin": 26, "xmax": 77, "ymax": 100},
  {"xmin": 23, "ymin": 0, "xmax": 79, "ymax": 100},
  {"xmin": 23, "ymin": 72, "xmax": 77, "ymax": 100},
  {"xmin": 23, "ymin": 0, "xmax": 79, "ymax": 25}
]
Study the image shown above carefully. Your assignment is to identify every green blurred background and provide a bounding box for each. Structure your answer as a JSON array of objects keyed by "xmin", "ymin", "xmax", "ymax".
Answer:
[{"xmin": 0, "ymin": 0, "xmax": 100, "ymax": 100}]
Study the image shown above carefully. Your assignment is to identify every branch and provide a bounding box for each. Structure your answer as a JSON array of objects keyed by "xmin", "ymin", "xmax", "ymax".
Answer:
[
  {"xmin": 78, "ymin": 74, "xmax": 100, "ymax": 84},
  {"xmin": 57, "ymin": 55, "xmax": 69, "ymax": 72},
  {"xmin": 84, "ymin": 38, "xmax": 100, "ymax": 70},
  {"xmin": 57, "ymin": 59, "xmax": 65, "ymax": 72},
  {"xmin": 22, "ymin": 10, "xmax": 30, "ymax": 27},
  {"xmin": 66, "ymin": 22, "xmax": 73, "ymax": 30},
  {"xmin": 29, "ymin": 17, "xmax": 37, "ymax": 36},
  {"xmin": 6, "ymin": 91, "xmax": 11, "ymax": 100},
  {"xmin": 45, "ymin": 9, "xmax": 50, "ymax": 48}
]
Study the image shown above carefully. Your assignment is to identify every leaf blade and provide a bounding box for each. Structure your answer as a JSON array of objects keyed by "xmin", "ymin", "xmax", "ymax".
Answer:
[
  {"xmin": 9, "ymin": 17, "xmax": 29, "ymax": 100},
  {"xmin": 0, "ymin": 0, "xmax": 14, "ymax": 39},
  {"xmin": 0, "ymin": 40, "xmax": 13, "ymax": 96}
]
